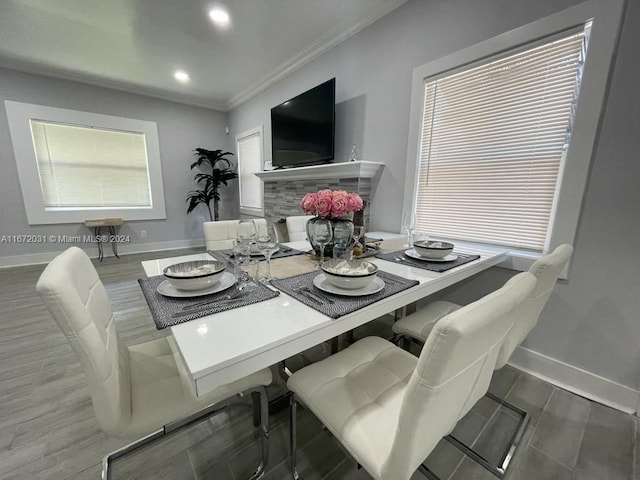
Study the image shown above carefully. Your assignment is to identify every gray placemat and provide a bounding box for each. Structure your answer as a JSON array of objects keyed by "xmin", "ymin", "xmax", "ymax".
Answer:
[
  {"xmin": 208, "ymin": 244, "xmax": 304, "ymax": 263},
  {"xmin": 376, "ymin": 250, "xmax": 480, "ymax": 272},
  {"xmin": 270, "ymin": 270, "xmax": 418, "ymax": 319},
  {"xmin": 139, "ymin": 275, "xmax": 280, "ymax": 330}
]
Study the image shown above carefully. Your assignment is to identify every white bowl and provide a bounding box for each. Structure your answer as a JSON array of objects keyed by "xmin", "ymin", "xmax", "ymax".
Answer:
[
  {"xmin": 413, "ymin": 240, "xmax": 454, "ymax": 259},
  {"xmin": 321, "ymin": 258, "xmax": 378, "ymax": 290},
  {"xmin": 163, "ymin": 260, "xmax": 226, "ymax": 291}
]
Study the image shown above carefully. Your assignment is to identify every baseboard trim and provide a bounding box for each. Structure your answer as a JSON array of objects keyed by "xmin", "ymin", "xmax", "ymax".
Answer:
[
  {"xmin": 508, "ymin": 345, "xmax": 638, "ymax": 415},
  {"xmin": 0, "ymin": 239, "xmax": 204, "ymax": 268}
]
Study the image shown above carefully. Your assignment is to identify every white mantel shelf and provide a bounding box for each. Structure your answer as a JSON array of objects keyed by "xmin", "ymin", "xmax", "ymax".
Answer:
[{"xmin": 255, "ymin": 161, "xmax": 384, "ymax": 182}]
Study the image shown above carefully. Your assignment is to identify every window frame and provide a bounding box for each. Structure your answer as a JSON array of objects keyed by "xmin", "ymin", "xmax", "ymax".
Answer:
[
  {"xmin": 402, "ymin": 0, "xmax": 624, "ymax": 270},
  {"xmin": 5, "ymin": 100, "xmax": 166, "ymax": 225},
  {"xmin": 236, "ymin": 125, "xmax": 264, "ymax": 217}
]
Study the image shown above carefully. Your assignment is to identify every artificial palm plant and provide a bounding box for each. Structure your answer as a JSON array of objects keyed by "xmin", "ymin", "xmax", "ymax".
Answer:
[{"xmin": 186, "ymin": 148, "xmax": 238, "ymax": 221}]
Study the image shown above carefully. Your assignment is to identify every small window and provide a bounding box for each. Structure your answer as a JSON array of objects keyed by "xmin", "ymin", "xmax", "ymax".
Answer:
[
  {"xmin": 5, "ymin": 101, "xmax": 166, "ymax": 224},
  {"xmin": 236, "ymin": 126, "xmax": 264, "ymax": 216}
]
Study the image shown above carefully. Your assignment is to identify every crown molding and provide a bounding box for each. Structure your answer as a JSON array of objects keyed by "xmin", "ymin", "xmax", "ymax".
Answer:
[
  {"xmin": 0, "ymin": 0, "xmax": 407, "ymax": 112},
  {"xmin": 0, "ymin": 58, "xmax": 228, "ymax": 111},
  {"xmin": 226, "ymin": 0, "xmax": 408, "ymax": 110}
]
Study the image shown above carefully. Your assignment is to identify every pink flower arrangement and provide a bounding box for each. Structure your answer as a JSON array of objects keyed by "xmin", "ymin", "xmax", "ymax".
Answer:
[{"xmin": 300, "ymin": 189, "xmax": 363, "ymax": 218}]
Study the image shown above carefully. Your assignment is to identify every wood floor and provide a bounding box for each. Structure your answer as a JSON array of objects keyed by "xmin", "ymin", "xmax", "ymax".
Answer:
[{"xmin": 0, "ymin": 248, "xmax": 636, "ymax": 479}]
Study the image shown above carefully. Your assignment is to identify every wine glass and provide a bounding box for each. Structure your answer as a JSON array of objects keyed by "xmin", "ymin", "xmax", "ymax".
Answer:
[
  {"xmin": 256, "ymin": 224, "xmax": 279, "ymax": 282},
  {"xmin": 309, "ymin": 218, "xmax": 333, "ymax": 268},
  {"xmin": 237, "ymin": 220, "xmax": 257, "ymax": 244},
  {"xmin": 232, "ymin": 240, "xmax": 258, "ymax": 292},
  {"xmin": 402, "ymin": 212, "xmax": 416, "ymax": 248}
]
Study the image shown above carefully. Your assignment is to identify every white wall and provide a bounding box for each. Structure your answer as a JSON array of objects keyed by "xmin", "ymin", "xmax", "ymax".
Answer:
[
  {"xmin": 0, "ymin": 68, "xmax": 234, "ymax": 263},
  {"xmin": 229, "ymin": 0, "xmax": 640, "ymax": 408}
]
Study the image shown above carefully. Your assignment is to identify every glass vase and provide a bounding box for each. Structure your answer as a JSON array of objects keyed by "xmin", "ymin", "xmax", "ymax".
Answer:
[{"xmin": 306, "ymin": 215, "xmax": 355, "ymax": 259}]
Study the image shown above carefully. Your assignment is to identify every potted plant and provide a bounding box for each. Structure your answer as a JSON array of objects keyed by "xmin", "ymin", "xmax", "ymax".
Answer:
[{"xmin": 186, "ymin": 148, "xmax": 238, "ymax": 221}]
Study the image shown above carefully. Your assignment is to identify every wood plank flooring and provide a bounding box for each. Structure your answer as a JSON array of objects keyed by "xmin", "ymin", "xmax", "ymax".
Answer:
[{"xmin": 0, "ymin": 248, "xmax": 636, "ymax": 479}]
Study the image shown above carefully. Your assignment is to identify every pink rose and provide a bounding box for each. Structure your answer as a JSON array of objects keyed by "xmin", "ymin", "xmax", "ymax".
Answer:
[
  {"xmin": 315, "ymin": 190, "xmax": 333, "ymax": 217},
  {"xmin": 331, "ymin": 197, "xmax": 348, "ymax": 216},
  {"xmin": 346, "ymin": 193, "xmax": 363, "ymax": 212},
  {"xmin": 300, "ymin": 192, "xmax": 317, "ymax": 214},
  {"xmin": 329, "ymin": 190, "xmax": 347, "ymax": 216}
]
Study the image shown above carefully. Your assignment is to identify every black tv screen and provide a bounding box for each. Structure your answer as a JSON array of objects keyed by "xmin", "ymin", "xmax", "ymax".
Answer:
[{"xmin": 271, "ymin": 78, "xmax": 335, "ymax": 168}]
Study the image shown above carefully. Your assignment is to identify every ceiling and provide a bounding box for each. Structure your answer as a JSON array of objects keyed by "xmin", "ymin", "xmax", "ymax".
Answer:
[{"xmin": 0, "ymin": 0, "xmax": 408, "ymax": 111}]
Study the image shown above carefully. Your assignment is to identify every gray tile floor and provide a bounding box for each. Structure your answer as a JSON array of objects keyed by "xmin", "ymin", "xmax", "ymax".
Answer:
[{"xmin": 0, "ymin": 248, "xmax": 636, "ymax": 479}]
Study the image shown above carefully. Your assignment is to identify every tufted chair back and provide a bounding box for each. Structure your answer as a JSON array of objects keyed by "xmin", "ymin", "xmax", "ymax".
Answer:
[
  {"xmin": 285, "ymin": 215, "xmax": 313, "ymax": 242},
  {"xmin": 36, "ymin": 247, "xmax": 131, "ymax": 436},
  {"xmin": 383, "ymin": 272, "xmax": 537, "ymax": 480},
  {"xmin": 203, "ymin": 219, "xmax": 239, "ymax": 250},
  {"xmin": 203, "ymin": 219, "xmax": 268, "ymax": 250},
  {"xmin": 495, "ymin": 243, "xmax": 573, "ymax": 369}
]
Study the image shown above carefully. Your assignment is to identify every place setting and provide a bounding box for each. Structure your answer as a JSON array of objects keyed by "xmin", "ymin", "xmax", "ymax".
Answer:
[
  {"xmin": 138, "ymin": 258, "xmax": 279, "ymax": 329},
  {"xmin": 271, "ymin": 257, "xmax": 418, "ymax": 319},
  {"xmin": 376, "ymin": 239, "xmax": 481, "ymax": 272}
]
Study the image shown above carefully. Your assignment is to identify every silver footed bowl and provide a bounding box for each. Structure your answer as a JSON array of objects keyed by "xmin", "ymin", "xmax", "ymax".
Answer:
[
  {"xmin": 412, "ymin": 240, "xmax": 454, "ymax": 259},
  {"xmin": 163, "ymin": 260, "xmax": 226, "ymax": 291},
  {"xmin": 321, "ymin": 258, "xmax": 378, "ymax": 290}
]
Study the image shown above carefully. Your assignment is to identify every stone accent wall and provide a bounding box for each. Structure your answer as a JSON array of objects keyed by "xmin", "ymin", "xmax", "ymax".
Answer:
[{"xmin": 263, "ymin": 177, "xmax": 372, "ymax": 228}]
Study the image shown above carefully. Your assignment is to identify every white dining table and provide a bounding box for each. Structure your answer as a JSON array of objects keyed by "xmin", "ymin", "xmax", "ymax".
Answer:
[{"xmin": 141, "ymin": 239, "xmax": 508, "ymax": 397}]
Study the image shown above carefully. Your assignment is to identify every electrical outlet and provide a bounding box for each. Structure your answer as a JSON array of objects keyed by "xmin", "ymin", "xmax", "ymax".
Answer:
[{"xmin": 140, "ymin": 230, "xmax": 147, "ymax": 239}]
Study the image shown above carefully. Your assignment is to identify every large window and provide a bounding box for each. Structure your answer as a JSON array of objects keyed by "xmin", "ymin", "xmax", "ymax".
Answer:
[
  {"xmin": 403, "ymin": 0, "xmax": 624, "ymax": 260},
  {"xmin": 416, "ymin": 26, "xmax": 590, "ymax": 251},
  {"xmin": 5, "ymin": 101, "xmax": 166, "ymax": 224}
]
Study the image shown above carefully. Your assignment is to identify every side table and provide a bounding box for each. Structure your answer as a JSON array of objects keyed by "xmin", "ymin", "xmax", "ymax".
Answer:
[{"xmin": 84, "ymin": 218, "xmax": 124, "ymax": 261}]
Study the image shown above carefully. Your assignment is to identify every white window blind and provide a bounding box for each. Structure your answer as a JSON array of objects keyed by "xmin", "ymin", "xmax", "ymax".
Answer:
[
  {"xmin": 237, "ymin": 129, "xmax": 263, "ymax": 212},
  {"xmin": 416, "ymin": 24, "xmax": 590, "ymax": 251},
  {"xmin": 30, "ymin": 120, "xmax": 151, "ymax": 209}
]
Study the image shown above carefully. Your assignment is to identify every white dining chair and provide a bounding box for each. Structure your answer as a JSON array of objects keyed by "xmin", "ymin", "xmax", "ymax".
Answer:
[
  {"xmin": 203, "ymin": 219, "xmax": 239, "ymax": 250},
  {"xmin": 36, "ymin": 246, "xmax": 272, "ymax": 479},
  {"xmin": 287, "ymin": 271, "xmax": 536, "ymax": 480},
  {"xmin": 285, "ymin": 215, "xmax": 313, "ymax": 242},
  {"xmin": 391, "ymin": 243, "xmax": 574, "ymax": 477},
  {"xmin": 204, "ymin": 219, "xmax": 268, "ymax": 250}
]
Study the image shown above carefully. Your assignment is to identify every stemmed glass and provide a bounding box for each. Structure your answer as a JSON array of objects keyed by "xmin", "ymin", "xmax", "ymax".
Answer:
[
  {"xmin": 232, "ymin": 240, "xmax": 258, "ymax": 292},
  {"xmin": 402, "ymin": 212, "xmax": 416, "ymax": 248},
  {"xmin": 237, "ymin": 220, "xmax": 257, "ymax": 244},
  {"xmin": 256, "ymin": 224, "xmax": 279, "ymax": 282},
  {"xmin": 309, "ymin": 218, "xmax": 333, "ymax": 268}
]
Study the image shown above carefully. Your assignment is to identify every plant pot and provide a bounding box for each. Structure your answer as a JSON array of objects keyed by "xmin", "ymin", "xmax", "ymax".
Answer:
[{"xmin": 306, "ymin": 215, "xmax": 355, "ymax": 258}]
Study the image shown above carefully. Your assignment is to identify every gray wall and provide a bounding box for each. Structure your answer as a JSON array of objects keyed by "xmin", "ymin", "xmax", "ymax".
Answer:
[
  {"xmin": 0, "ymin": 67, "xmax": 233, "ymax": 259},
  {"xmin": 229, "ymin": 0, "xmax": 640, "ymax": 394}
]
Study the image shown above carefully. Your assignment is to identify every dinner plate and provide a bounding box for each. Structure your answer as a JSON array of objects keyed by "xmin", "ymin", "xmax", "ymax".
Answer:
[
  {"xmin": 313, "ymin": 273, "xmax": 385, "ymax": 297},
  {"xmin": 404, "ymin": 249, "xmax": 458, "ymax": 263},
  {"xmin": 157, "ymin": 272, "xmax": 236, "ymax": 298}
]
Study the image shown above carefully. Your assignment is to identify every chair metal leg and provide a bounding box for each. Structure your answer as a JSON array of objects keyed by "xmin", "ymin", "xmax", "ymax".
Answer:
[
  {"xmin": 444, "ymin": 393, "xmax": 529, "ymax": 478},
  {"xmin": 102, "ymin": 429, "xmax": 165, "ymax": 480},
  {"xmin": 418, "ymin": 463, "xmax": 442, "ymax": 480},
  {"xmin": 102, "ymin": 386, "xmax": 270, "ymax": 480},
  {"xmin": 289, "ymin": 394, "xmax": 300, "ymax": 479}
]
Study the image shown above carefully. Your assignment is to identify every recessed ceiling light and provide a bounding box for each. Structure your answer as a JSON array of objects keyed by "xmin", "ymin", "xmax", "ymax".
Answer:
[
  {"xmin": 174, "ymin": 70, "xmax": 190, "ymax": 83},
  {"xmin": 209, "ymin": 8, "xmax": 230, "ymax": 26}
]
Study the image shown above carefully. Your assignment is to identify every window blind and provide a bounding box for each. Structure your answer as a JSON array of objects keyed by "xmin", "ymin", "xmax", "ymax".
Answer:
[
  {"xmin": 30, "ymin": 120, "xmax": 151, "ymax": 209},
  {"xmin": 237, "ymin": 131, "xmax": 263, "ymax": 210},
  {"xmin": 416, "ymin": 25, "xmax": 590, "ymax": 251}
]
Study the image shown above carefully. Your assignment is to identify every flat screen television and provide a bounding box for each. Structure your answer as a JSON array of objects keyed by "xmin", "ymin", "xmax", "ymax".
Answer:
[{"xmin": 271, "ymin": 78, "xmax": 335, "ymax": 168}]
